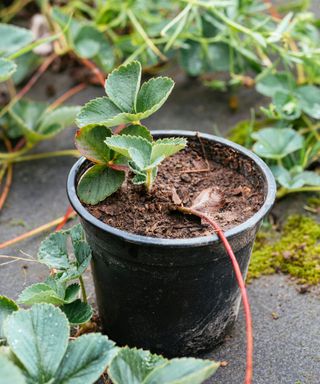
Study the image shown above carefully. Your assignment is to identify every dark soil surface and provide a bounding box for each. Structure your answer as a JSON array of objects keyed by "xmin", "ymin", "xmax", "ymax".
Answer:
[{"xmin": 86, "ymin": 136, "xmax": 265, "ymax": 238}]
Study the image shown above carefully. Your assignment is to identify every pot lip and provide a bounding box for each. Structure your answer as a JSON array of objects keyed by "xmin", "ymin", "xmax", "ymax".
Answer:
[{"xmin": 67, "ymin": 130, "xmax": 277, "ymax": 247}]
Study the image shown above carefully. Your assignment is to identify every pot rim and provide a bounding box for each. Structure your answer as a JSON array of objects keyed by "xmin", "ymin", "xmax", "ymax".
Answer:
[{"xmin": 67, "ymin": 130, "xmax": 276, "ymax": 247}]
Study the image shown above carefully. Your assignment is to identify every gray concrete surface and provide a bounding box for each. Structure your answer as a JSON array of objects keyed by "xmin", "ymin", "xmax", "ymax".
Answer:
[{"xmin": 0, "ymin": 70, "xmax": 319, "ymax": 384}]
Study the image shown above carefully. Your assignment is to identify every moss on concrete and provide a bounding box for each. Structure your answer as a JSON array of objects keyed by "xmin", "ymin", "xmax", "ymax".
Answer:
[{"xmin": 248, "ymin": 215, "xmax": 320, "ymax": 285}]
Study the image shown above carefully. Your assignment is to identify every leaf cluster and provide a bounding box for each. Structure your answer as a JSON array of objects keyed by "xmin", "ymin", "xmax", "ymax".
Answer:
[
  {"xmin": 75, "ymin": 61, "xmax": 186, "ymax": 204},
  {"xmin": 16, "ymin": 224, "xmax": 93, "ymax": 325},
  {"xmin": 0, "ymin": 303, "xmax": 219, "ymax": 384}
]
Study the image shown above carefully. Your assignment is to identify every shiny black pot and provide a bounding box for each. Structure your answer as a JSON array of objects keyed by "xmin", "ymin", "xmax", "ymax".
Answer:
[{"xmin": 67, "ymin": 131, "xmax": 276, "ymax": 357}]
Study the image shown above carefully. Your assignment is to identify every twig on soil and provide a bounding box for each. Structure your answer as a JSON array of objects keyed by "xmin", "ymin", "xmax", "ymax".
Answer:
[
  {"xmin": 180, "ymin": 133, "xmax": 210, "ymax": 174},
  {"xmin": 80, "ymin": 58, "xmax": 105, "ymax": 87},
  {"xmin": 48, "ymin": 82, "xmax": 87, "ymax": 110},
  {"xmin": 0, "ymin": 211, "xmax": 77, "ymax": 250}
]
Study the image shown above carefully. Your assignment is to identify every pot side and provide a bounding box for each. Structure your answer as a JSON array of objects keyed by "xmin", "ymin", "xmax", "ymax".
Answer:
[{"xmin": 67, "ymin": 130, "xmax": 276, "ymax": 357}]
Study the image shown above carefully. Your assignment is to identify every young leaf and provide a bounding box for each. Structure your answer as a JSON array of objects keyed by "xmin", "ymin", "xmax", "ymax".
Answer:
[
  {"xmin": 0, "ymin": 355, "xmax": 26, "ymax": 384},
  {"xmin": 0, "ymin": 58, "xmax": 17, "ymax": 82},
  {"xmin": 105, "ymin": 61, "xmax": 142, "ymax": 112},
  {"xmin": 75, "ymin": 97, "xmax": 128, "ymax": 129},
  {"xmin": 17, "ymin": 283, "xmax": 66, "ymax": 306},
  {"xmin": 73, "ymin": 26, "xmax": 101, "ymax": 58},
  {"xmin": 4, "ymin": 304, "xmax": 69, "ymax": 382},
  {"xmin": 60, "ymin": 299, "xmax": 93, "ymax": 325},
  {"xmin": 252, "ymin": 128, "xmax": 304, "ymax": 159},
  {"xmin": 277, "ymin": 170, "xmax": 320, "ymax": 189},
  {"xmin": 75, "ymin": 125, "xmax": 113, "ymax": 164},
  {"xmin": 108, "ymin": 347, "xmax": 167, "ymax": 384},
  {"xmin": 77, "ymin": 165, "xmax": 125, "ymax": 204},
  {"xmin": 151, "ymin": 138, "xmax": 187, "ymax": 164},
  {"xmin": 295, "ymin": 85, "xmax": 320, "ymax": 119},
  {"xmin": 105, "ymin": 135, "xmax": 152, "ymax": 164},
  {"xmin": 136, "ymin": 77, "xmax": 174, "ymax": 115},
  {"xmin": 0, "ymin": 296, "xmax": 18, "ymax": 340},
  {"xmin": 256, "ymin": 72, "xmax": 296, "ymax": 98},
  {"xmin": 54, "ymin": 333, "xmax": 118, "ymax": 384},
  {"xmin": 120, "ymin": 124, "xmax": 153, "ymax": 142},
  {"xmin": 143, "ymin": 357, "xmax": 220, "ymax": 384},
  {"xmin": 0, "ymin": 23, "xmax": 34, "ymax": 57},
  {"xmin": 273, "ymin": 91, "xmax": 301, "ymax": 120}
]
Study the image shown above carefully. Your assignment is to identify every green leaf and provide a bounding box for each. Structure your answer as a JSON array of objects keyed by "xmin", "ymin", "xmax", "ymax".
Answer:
[
  {"xmin": 0, "ymin": 58, "xmax": 17, "ymax": 82},
  {"xmin": 12, "ymin": 51, "xmax": 40, "ymax": 85},
  {"xmin": 143, "ymin": 357, "xmax": 220, "ymax": 384},
  {"xmin": 76, "ymin": 97, "xmax": 130, "ymax": 129},
  {"xmin": 0, "ymin": 23, "xmax": 33, "ymax": 57},
  {"xmin": 4, "ymin": 304, "xmax": 69, "ymax": 383},
  {"xmin": 295, "ymin": 85, "xmax": 320, "ymax": 119},
  {"xmin": 54, "ymin": 334, "xmax": 118, "ymax": 384},
  {"xmin": 75, "ymin": 125, "xmax": 113, "ymax": 164},
  {"xmin": 252, "ymin": 128, "xmax": 304, "ymax": 159},
  {"xmin": 105, "ymin": 61, "xmax": 141, "ymax": 112},
  {"xmin": 0, "ymin": 296, "xmax": 18, "ymax": 340},
  {"xmin": 9, "ymin": 99, "xmax": 47, "ymax": 141},
  {"xmin": 179, "ymin": 40, "xmax": 204, "ymax": 76},
  {"xmin": 37, "ymin": 106, "xmax": 80, "ymax": 137},
  {"xmin": 0, "ymin": 355, "xmax": 26, "ymax": 384},
  {"xmin": 136, "ymin": 77, "xmax": 174, "ymax": 115},
  {"xmin": 17, "ymin": 283, "xmax": 65, "ymax": 306},
  {"xmin": 38, "ymin": 232, "xmax": 70, "ymax": 270},
  {"xmin": 38, "ymin": 225, "xmax": 92, "ymax": 281},
  {"xmin": 60, "ymin": 300, "xmax": 93, "ymax": 325},
  {"xmin": 108, "ymin": 348, "xmax": 219, "ymax": 384},
  {"xmin": 108, "ymin": 347, "xmax": 167, "ymax": 384},
  {"xmin": 77, "ymin": 165, "xmax": 125, "ymax": 204},
  {"xmin": 276, "ymin": 169, "xmax": 320, "ymax": 189},
  {"xmin": 73, "ymin": 26, "xmax": 101, "ymax": 58},
  {"xmin": 105, "ymin": 135, "xmax": 152, "ymax": 165},
  {"xmin": 151, "ymin": 138, "xmax": 187, "ymax": 163},
  {"xmin": 120, "ymin": 124, "xmax": 153, "ymax": 142},
  {"xmin": 64, "ymin": 284, "xmax": 80, "ymax": 304},
  {"xmin": 256, "ymin": 72, "xmax": 296, "ymax": 98},
  {"xmin": 273, "ymin": 91, "xmax": 301, "ymax": 120}
]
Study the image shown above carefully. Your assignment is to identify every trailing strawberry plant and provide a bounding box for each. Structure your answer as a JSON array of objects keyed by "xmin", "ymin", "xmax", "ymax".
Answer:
[
  {"xmin": 75, "ymin": 61, "xmax": 186, "ymax": 203},
  {"xmin": 15, "ymin": 224, "xmax": 93, "ymax": 325}
]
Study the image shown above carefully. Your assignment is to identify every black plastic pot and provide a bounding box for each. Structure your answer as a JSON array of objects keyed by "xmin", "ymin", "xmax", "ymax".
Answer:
[{"xmin": 67, "ymin": 131, "xmax": 276, "ymax": 357}]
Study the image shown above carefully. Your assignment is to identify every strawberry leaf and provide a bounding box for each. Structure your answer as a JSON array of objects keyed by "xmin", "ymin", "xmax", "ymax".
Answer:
[
  {"xmin": 60, "ymin": 299, "xmax": 93, "ymax": 325},
  {"xmin": 151, "ymin": 137, "xmax": 187, "ymax": 163},
  {"xmin": 0, "ymin": 296, "xmax": 18, "ymax": 341},
  {"xmin": 18, "ymin": 283, "xmax": 66, "ymax": 306},
  {"xmin": 120, "ymin": 124, "xmax": 153, "ymax": 142},
  {"xmin": 75, "ymin": 97, "xmax": 132, "ymax": 128},
  {"xmin": 77, "ymin": 165, "xmax": 125, "ymax": 204},
  {"xmin": 105, "ymin": 134, "xmax": 152, "ymax": 162},
  {"xmin": 75, "ymin": 125, "xmax": 113, "ymax": 164},
  {"xmin": 105, "ymin": 61, "xmax": 141, "ymax": 112},
  {"xmin": 136, "ymin": 77, "xmax": 174, "ymax": 115}
]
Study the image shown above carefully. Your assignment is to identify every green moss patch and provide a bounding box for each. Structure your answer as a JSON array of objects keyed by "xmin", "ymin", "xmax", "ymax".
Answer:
[{"xmin": 248, "ymin": 215, "xmax": 320, "ymax": 285}]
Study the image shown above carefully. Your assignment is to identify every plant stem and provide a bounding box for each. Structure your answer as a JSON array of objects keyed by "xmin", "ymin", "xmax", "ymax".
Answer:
[
  {"xmin": 277, "ymin": 186, "xmax": 320, "ymax": 199},
  {"xmin": 146, "ymin": 169, "xmax": 153, "ymax": 192},
  {"xmin": 48, "ymin": 83, "xmax": 87, "ymax": 111},
  {"xmin": 80, "ymin": 57, "xmax": 105, "ymax": 87},
  {"xmin": 0, "ymin": 136, "xmax": 13, "ymax": 211},
  {"xmin": 55, "ymin": 206, "xmax": 75, "ymax": 231},
  {"xmin": 6, "ymin": 149, "xmax": 80, "ymax": 163},
  {"xmin": 127, "ymin": 9, "xmax": 167, "ymax": 61},
  {"xmin": 176, "ymin": 206, "xmax": 253, "ymax": 384},
  {"xmin": 79, "ymin": 275, "xmax": 88, "ymax": 303},
  {"xmin": 0, "ymin": 144, "xmax": 34, "ymax": 160},
  {"xmin": 0, "ymin": 212, "xmax": 77, "ymax": 250}
]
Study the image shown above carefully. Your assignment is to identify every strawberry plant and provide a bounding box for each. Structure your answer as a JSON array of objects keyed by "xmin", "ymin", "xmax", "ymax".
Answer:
[
  {"xmin": 15, "ymin": 224, "xmax": 93, "ymax": 325},
  {"xmin": 75, "ymin": 61, "xmax": 186, "ymax": 203}
]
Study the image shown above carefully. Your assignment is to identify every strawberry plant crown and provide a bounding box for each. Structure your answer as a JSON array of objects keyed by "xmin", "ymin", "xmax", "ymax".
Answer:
[{"xmin": 75, "ymin": 61, "xmax": 187, "ymax": 204}]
